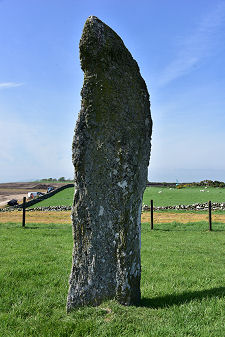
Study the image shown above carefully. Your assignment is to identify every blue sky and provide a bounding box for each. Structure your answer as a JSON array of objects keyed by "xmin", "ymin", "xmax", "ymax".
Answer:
[{"xmin": 0, "ymin": 0, "xmax": 225, "ymax": 183}]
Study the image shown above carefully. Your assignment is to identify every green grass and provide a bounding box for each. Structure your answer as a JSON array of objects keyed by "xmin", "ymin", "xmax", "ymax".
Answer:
[
  {"xmin": 30, "ymin": 186, "xmax": 225, "ymax": 209},
  {"xmin": 143, "ymin": 186, "xmax": 225, "ymax": 207},
  {"xmin": 1, "ymin": 221, "xmax": 225, "ymax": 336},
  {"xmin": 30, "ymin": 187, "xmax": 74, "ymax": 208}
]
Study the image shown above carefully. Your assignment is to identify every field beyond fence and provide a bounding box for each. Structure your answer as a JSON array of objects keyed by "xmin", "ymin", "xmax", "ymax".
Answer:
[{"xmin": 1, "ymin": 185, "xmax": 225, "ymax": 230}]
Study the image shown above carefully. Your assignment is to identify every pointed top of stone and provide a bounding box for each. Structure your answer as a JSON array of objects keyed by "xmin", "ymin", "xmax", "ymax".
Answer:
[{"xmin": 79, "ymin": 16, "xmax": 139, "ymax": 73}]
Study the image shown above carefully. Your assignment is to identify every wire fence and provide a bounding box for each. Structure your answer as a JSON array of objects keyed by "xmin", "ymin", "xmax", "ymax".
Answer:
[{"xmin": 15, "ymin": 198, "xmax": 223, "ymax": 231}]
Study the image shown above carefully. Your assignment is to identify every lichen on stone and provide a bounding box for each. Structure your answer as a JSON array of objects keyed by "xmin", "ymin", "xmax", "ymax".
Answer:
[{"xmin": 67, "ymin": 16, "xmax": 152, "ymax": 312}]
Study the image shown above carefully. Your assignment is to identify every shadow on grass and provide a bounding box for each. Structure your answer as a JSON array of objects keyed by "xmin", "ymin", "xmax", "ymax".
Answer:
[{"xmin": 141, "ymin": 287, "xmax": 225, "ymax": 308}]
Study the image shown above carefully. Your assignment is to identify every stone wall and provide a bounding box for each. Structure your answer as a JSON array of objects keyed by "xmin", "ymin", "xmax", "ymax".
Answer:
[
  {"xmin": 1, "ymin": 202, "xmax": 225, "ymax": 213},
  {"xmin": 142, "ymin": 202, "xmax": 225, "ymax": 211}
]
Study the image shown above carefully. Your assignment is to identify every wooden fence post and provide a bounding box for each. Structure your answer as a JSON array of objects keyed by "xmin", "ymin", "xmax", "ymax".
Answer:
[
  {"xmin": 22, "ymin": 197, "xmax": 26, "ymax": 227},
  {"xmin": 208, "ymin": 200, "xmax": 212, "ymax": 231},
  {"xmin": 150, "ymin": 199, "xmax": 154, "ymax": 230}
]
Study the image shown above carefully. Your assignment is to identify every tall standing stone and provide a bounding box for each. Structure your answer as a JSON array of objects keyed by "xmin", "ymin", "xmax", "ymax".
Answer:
[{"xmin": 67, "ymin": 16, "xmax": 152, "ymax": 311}]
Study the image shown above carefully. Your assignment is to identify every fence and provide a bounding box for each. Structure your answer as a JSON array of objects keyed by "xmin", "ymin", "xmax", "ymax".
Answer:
[
  {"xmin": 18, "ymin": 199, "xmax": 218, "ymax": 231},
  {"xmin": 1, "ymin": 193, "xmax": 223, "ymax": 231},
  {"xmin": 149, "ymin": 199, "xmax": 214, "ymax": 231}
]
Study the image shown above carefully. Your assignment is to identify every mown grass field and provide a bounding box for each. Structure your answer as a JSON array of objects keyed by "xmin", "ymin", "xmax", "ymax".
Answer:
[
  {"xmin": 29, "ymin": 187, "xmax": 74, "ymax": 208},
  {"xmin": 30, "ymin": 186, "xmax": 225, "ymax": 209},
  {"xmin": 1, "ymin": 221, "xmax": 225, "ymax": 336},
  {"xmin": 143, "ymin": 186, "xmax": 225, "ymax": 206}
]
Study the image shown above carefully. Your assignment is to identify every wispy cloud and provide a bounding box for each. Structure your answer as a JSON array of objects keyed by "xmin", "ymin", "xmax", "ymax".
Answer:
[
  {"xmin": 0, "ymin": 82, "xmax": 24, "ymax": 89},
  {"xmin": 158, "ymin": 1, "xmax": 225, "ymax": 86}
]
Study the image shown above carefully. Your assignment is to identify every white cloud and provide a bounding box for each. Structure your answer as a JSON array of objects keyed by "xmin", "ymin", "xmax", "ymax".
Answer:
[
  {"xmin": 0, "ymin": 82, "xmax": 24, "ymax": 89},
  {"xmin": 158, "ymin": 1, "xmax": 225, "ymax": 86}
]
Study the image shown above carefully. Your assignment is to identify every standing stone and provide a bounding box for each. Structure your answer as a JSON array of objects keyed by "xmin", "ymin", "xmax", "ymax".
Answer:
[{"xmin": 67, "ymin": 16, "xmax": 152, "ymax": 311}]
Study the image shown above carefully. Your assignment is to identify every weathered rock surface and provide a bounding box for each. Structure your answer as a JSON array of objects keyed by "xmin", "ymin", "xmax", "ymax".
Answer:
[{"xmin": 67, "ymin": 16, "xmax": 152, "ymax": 311}]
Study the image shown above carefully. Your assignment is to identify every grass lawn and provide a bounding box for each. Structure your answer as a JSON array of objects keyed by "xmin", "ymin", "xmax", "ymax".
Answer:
[
  {"xmin": 30, "ymin": 186, "xmax": 225, "ymax": 209},
  {"xmin": 1, "ymin": 221, "xmax": 225, "ymax": 336},
  {"xmin": 143, "ymin": 186, "xmax": 225, "ymax": 207},
  {"xmin": 30, "ymin": 187, "xmax": 74, "ymax": 208}
]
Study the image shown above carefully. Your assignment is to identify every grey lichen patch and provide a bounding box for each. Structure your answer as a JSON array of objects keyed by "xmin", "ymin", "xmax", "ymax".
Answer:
[{"xmin": 67, "ymin": 16, "xmax": 152, "ymax": 312}]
